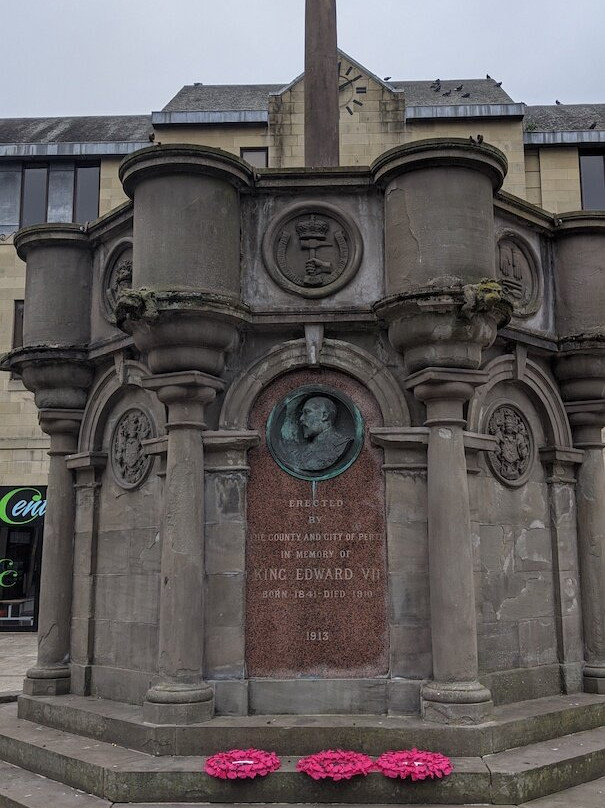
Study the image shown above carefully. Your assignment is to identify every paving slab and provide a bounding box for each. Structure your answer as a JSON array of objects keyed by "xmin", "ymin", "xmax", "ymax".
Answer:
[
  {"xmin": 523, "ymin": 774, "xmax": 605, "ymax": 805},
  {"xmin": 0, "ymin": 760, "xmax": 110, "ymax": 807},
  {"xmin": 485, "ymin": 726, "xmax": 605, "ymax": 804},
  {"xmin": 0, "ymin": 633, "xmax": 36, "ymax": 697}
]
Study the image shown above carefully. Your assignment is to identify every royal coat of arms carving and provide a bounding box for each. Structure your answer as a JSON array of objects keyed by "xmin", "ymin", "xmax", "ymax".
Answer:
[{"xmin": 111, "ymin": 408, "xmax": 153, "ymax": 489}]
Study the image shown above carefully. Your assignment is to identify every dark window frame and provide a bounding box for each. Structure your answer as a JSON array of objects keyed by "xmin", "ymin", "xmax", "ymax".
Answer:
[
  {"xmin": 10, "ymin": 300, "xmax": 24, "ymax": 379},
  {"xmin": 240, "ymin": 147, "xmax": 269, "ymax": 168},
  {"xmin": 11, "ymin": 160, "xmax": 101, "ymax": 228},
  {"xmin": 579, "ymin": 150, "xmax": 605, "ymax": 211}
]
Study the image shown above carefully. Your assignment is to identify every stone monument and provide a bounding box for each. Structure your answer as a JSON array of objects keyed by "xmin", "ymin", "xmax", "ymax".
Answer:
[{"xmin": 1, "ymin": 1, "xmax": 605, "ymax": 804}]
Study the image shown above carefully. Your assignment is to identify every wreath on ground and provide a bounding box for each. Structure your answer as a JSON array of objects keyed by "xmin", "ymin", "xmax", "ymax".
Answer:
[
  {"xmin": 204, "ymin": 746, "xmax": 453, "ymax": 783},
  {"xmin": 375, "ymin": 748, "xmax": 453, "ymax": 781},
  {"xmin": 296, "ymin": 749, "xmax": 375, "ymax": 780},
  {"xmin": 204, "ymin": 748, "xmax": 281, "ymax": 779}
]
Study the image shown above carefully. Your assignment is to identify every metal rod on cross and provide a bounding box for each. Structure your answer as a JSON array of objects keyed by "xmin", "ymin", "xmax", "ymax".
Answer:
[{"xmin": 304, "ymin": 0, "xmax": 339, "ymax": 167}]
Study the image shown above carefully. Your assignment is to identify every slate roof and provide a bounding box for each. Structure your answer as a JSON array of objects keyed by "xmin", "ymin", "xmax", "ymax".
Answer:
[
  {"xmin": 389, "ymin": 79, "xmax": 515, "ymax": 106},
  {"xmin": 0, "ymin": 116, "xmax": 152, "ymax": 144},
  {"xmin": 524, "ymin": 104, "xmax": 605, "ymax": 131},
  {"xmin": 161, "ymin": 78, "xmax": 515, "ymax": 113},
  {"xmin": 162, "ymin": 85, "xmax": 284, "ymax": 112}
]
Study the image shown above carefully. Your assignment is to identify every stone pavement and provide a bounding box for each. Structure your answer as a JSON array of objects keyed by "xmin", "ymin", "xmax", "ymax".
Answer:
[{"xmin": 0, "ymin": 632, "xmax": 36, "ymax": 695}]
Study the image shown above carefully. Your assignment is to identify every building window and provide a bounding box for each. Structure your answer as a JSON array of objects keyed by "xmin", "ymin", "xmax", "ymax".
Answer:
[
  {"xmin": 0, "ymin": 165, "xmax": 21, "ymax": 237},
  {"xmin": 12, "ymin": 300, "xmax": 24, "ymax": 350},
  {"xmin": 240, "ymin": 147, "xmax": 268, "ymax": 168},
  {"xmin": 580, "ymin": 152, "xmax": 605, "ymax": 210},
  {"xmin": 0, "ymin": 162, "xmax": 100, "ymax": 236},
  {"xmin": 11, "ymin": 300, "xmax": 24, "ymax": 379}
]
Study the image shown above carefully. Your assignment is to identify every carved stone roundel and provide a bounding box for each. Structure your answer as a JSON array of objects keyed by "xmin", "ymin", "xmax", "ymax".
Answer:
[
  {"xmin": 496, "ymin": 234, "xmax": 540, "ymax": 318},
  {"xmin": 111, "ymin": 408, "xmax": 154, "ymax": 489},
  {"xmin": 486, "ymin": 404, "xmax": 534, "ymax": 487},
  {"xmin": 102, "ymin": 240, "xmax": 133, "ymax": 323},
  {"xmin": 262, "ymin": 201, "xmax": 363, "ymax": 299}
]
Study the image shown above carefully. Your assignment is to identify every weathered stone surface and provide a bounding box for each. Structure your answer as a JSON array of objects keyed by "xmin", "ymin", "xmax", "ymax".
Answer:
[
  {"xmin": 390, "ymin": 624, "xmax": 432, "ymax": 678},
  {"xmin": 518, "ymin": 619, "xmax": 558, "ymax": 667},
  {"xmin": 478, "ymin": 622, "xmax": 520, "ymax": 673},
  {"xmin": 249, "ymin": 678, "xmax": 388, "ymax": 716},
  {"xmin": 0, "ymin": 759, "xmax": 111, "ymax": 807},
  {"xmin": 487, "ymin": 725, "xmax": 605, "ymax": 804},
  {"xmin": 481, "ymin": 664, "xmax": 562, "ymax": 707}
]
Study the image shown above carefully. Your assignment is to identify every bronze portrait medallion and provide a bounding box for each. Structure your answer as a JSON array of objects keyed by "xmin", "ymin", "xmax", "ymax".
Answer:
[{"xmin": 266, "ymin": 385, "xmax": 364, "ymax": 481}]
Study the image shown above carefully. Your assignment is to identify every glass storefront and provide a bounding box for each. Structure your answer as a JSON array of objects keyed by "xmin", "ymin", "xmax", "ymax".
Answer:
[{"xmin": 0, "ymin": 486, "xmax": 46, "ymax": 631}]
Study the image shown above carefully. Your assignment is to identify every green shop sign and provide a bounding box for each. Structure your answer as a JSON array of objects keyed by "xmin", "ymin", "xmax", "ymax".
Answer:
[
  {"xmin": 0, "ymin": 486, "xmax": 47, "ymax": 526},
  {"xmin": 0, "ymin": 559, "xmax": 18, "ymax": 588}
]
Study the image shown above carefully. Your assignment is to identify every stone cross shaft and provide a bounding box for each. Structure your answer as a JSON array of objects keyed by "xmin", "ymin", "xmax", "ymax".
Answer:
[{"xmin": 305, "ymin": 0, "xmax": 339, "ymax": 167}]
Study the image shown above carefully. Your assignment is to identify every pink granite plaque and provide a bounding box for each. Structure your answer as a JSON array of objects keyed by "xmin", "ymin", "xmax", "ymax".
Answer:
[{"xmin": 246, "ymin": 370, "xmax": 388, "ymax": 678}]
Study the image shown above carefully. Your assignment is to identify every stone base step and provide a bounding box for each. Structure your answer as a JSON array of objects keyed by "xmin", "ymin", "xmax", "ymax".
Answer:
[
  {"xmin": 2, "ymin": 702, "xmax": 605, "ymax": 804},
  {"xmin": 15, "ymin": 692, "xmax": 605, "ymax": 758},
  {"xmin": 0, "ymin": 760, "xmax": 110, "ymax": 807}
]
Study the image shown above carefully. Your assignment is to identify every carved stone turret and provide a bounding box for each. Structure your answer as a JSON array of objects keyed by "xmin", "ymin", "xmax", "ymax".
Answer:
[
  {"xmin": 555, "ymin": 213, "xmax": 605, "ymax": 694},
  {"xmin": 116, "ymin": 144, "xmax": 254, "ymax": 723},
  {"xmin": 4, "ymin": 223, "xmax": 93, "ymax": 696}
]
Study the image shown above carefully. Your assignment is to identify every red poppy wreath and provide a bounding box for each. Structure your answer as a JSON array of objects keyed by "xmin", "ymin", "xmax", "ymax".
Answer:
[
  {"xmin": 204, "ymin": 748, "xmax": 281, "ymax": 779},
  {"xmin": 375, "ymin": 749, "xmax": 453, "ymax": 781},
  {"xmin": 296, "ymin": 749, "xmax": 375, "ymax": 781}
]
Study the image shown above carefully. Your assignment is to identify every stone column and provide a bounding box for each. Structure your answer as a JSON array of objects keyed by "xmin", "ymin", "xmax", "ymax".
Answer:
[
  {"xmin": 141, "ymin": 371, "xmax": 223, "ymax": 724},
  {"xmin": 304, "ymin": 0, "xmax": 339, "ymax": 167},
  {"xmin": 540, "ymin": 447, "xmax": 584, "ymax": 694},
  {"xmin": 564, "ymin": 404, "xmax": 605, "ymax": 693},
  {"xmin": 405, "ymin": 369, "xmax": 493, "ymax": 723},
  {"xmin": 23, "ymin": 410, "xmax": 83, "ymax": 696},
  {"xmin": 65, "ymin": 452, "xmax": 107, "ymax": 696}
]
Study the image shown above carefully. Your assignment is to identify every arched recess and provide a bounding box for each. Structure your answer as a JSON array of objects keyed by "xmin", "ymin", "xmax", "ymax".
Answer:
[
  {"xmin": 219, "ymin": 338, "xmax": 410, "ymax": 429},
  {"xmin": 78, "ymin": 360, "xmax": 165, "ymax": 453},
  {"xmin": 467, "ymin": 354, "xmax": 572, "ymax": 447}
]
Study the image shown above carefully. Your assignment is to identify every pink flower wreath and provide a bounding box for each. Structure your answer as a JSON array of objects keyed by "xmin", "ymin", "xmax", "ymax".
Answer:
[
  {"xmin": 296, "ymin": 749, "xmax": 375, "ymax": 781},
  {"xmin": 375, "ymin": 748, "xmax": 453, "ymax": 781},
  {"xmin": 204, "ymin": 748, "xmax": 281, "ymax": 779}
]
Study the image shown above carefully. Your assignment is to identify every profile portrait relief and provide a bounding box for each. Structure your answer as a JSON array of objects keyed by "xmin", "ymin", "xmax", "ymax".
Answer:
[{"xmin": 266, "ymin": 386, "xmax": 364, "ymax": 481}]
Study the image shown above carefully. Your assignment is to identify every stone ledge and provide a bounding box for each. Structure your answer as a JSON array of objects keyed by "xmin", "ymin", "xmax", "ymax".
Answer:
[
  {"xmin": 14, "ymin": 692, "xmax": 605, "ymax": 759},
  {"xmin": 3, "ymin": 699, "xmax": 605, "ymax": 804}
]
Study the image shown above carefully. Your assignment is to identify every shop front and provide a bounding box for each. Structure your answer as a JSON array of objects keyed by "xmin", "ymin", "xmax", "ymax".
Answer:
[{"xmin": 0, "ymin": 486, "xmax": 46, "ymax": 631}]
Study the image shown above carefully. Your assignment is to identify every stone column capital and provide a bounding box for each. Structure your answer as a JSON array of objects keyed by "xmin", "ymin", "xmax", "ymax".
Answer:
[
  {"xmin": 142, "ymin": 370, "xmax": 224, "ymax": 400},
  {"xmin": 539, "ymin": 446, "xmax": 584, "ymax": 483},
  {"xmin": 65, "ymin": 451, "xmax": 108, "ymax": 487},
  {"xmin": 405, "ymin": 368, "xmax": 488, "ymax": 427},
  {"xmin": 143, "ymin": 370, "xmax": 224, "ymax": 429},
  {"xmin": 38, "ymin": 409, "xmax": 84, "ymax": 457},
  {"xmin": 564, "ymin": 400, "xmax": 605, "ymax": 448},
  {"xmin": 405, "ymin": 367, "xmax": 489, "ymax": 395}
]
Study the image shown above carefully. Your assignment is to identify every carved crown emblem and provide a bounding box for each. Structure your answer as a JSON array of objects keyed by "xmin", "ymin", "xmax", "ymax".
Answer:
[{"xmin": 295, "ymin": 215, "xmax": 330, "ymax": 240}]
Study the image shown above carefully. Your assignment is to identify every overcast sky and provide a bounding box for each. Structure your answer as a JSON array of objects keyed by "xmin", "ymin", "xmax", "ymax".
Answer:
[{"xmin": 4, "ymin": 0, "xmax": 603, "ymax": 118}]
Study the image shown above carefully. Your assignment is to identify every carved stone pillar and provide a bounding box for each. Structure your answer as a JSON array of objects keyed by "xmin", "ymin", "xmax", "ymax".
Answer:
[
  {"xmin": 540, "ymin": 447, "xmax": 584, "ymax": 693},
  {"xmin": 64, "ymin": 452, "xmax": 107, "ymax": 696},
  {"xmin": 141, "ymin": 371, "xmax": 223, "ymax": 724},
  {"xmin": 405, "ymin": 369, "xmax": 493, "ymax": 723},
  {"xmin": 564, "ymin": 404, "xmax": 605, "ymax": 693},
  {"xmin": 23, "ymin": 410, "xmax": 83, "ymax": 696}
]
